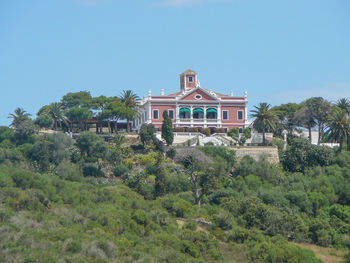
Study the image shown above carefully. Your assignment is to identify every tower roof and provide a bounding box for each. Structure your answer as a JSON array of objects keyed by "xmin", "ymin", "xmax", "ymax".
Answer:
[{"xmin": 180, "ymin": 69, "xmax": 197, "ymax": 75}]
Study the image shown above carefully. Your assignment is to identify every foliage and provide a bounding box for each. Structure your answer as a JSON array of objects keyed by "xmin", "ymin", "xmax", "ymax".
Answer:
[
  {"xmin": 113, "ymin": 165, "xmax": 129, "ymax": 177},
  {"xmin": 325, "ymin": 108, "xmax": 350, "ymax": 152},
  {"xmin": 61, "ymin": 91, "xmax": 92, "ymax": 109},
  {"xmin": 161, "ymin": 111, "xmax": 174, "ymax": 145},
  {"xmin": 34, "ymin": 114, "xmax": 54, "ymax": 129},
  {"xmin": 75, "ymin": 131, "xmax": 107, "ymax": 158},
  {"xmin": 250, "ymin": 103, "xmax": 277, "ymax": 145},
  {"xmin": 282, "ymin": 138, "xmax": 334, "ymax": 172},
  {"xmin": 139, "ymin": 123, "xmax": 155, "ymax": 146}
]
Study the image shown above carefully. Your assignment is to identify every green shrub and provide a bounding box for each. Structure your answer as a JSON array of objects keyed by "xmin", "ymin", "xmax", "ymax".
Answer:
[
  {"xmin": 55, "ymin": 161, "xmax": 82, "ymax": 182},
  {"xmin": 83, "ymin": 164, "xmax": 105, "ymax": 178},
  {"xmin": 113, "ymin": 165, "xmax": 129, "ymax": 177}
]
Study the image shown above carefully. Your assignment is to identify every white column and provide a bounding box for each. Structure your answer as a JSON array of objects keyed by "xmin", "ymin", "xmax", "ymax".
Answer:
[
  {"xmin": 204, "ymin": 105, "xmax": 207, "ymax": 128},
  {"xmin": 148, "ymin": 102, "xmax": 152, "ymax": 123},
  {"xmin": 217, "ymin": 104, "xmax": 221, "ymax": 127},
  {"xmin": 190, "ymin": 105, "xmax": 193, "ymax": 127},
  {"xmin": 176, "ymin": 103, "xmax": 179, "ymax": 127}
]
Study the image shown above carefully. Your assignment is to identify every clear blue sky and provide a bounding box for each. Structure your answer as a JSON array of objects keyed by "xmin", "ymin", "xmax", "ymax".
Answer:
[{"xmin": 1, "ymin": 0, "xmax": 350, "ymax": 125}]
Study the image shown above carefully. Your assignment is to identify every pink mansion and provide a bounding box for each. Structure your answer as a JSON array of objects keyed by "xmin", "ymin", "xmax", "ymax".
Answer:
[{"xmin": 133, "ymin": 69, "xmax": 248, "ymax": 132}]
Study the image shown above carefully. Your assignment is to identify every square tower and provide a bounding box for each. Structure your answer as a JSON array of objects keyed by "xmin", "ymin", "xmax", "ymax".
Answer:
[{"xmin": 180, "ymin": 69, "xmax": 197, "ymax": 92}]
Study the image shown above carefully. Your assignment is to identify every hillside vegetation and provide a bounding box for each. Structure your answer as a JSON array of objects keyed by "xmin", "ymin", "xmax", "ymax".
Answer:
[{"xmin": 1, "ymin": 123, "xmax": 350, "ymax": 263}]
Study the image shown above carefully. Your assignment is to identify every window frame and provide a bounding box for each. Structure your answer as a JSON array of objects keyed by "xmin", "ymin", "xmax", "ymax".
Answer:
[
  {"xmin": 168, "ymin": 109, "xmax": 174, "ymax": 119},
  {"xmin": 237, "ymin": 110, "xmax": 244, "ymax": 120},
  {"xmin": 222, "ymin": 110, "xmax": 228, "ymax": 120},
  {"xmin": 153, "ymin": 109, "xmax": 159, "ymax": 120},
  {"xmin": 188, "ymin": 76, "xmax": 194, "ymax": 83}
]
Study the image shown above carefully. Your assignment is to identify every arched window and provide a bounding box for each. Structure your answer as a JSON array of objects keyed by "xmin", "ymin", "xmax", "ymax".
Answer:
[
  {"xmin": 193, "ymin": 108, "xmax": 204, "ymax": 119},
  {"xmin": 206, "ymin": 108, "xmax": 217, "ymax": 119},
  {"xmin": 179, "ymin": 107, "xmax": 190, "ymax": 119}
]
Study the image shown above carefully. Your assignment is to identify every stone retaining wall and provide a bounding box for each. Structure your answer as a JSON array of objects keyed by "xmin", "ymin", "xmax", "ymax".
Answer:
[{"xmin": 230, "ymin": 146, "xmax": 279, "ymax": 164}]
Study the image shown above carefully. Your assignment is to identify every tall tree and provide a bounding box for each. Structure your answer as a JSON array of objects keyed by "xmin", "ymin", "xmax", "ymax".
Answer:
[
  {"xmin": 61, "ymin": 91, "xmax": 92, "ymax": 110},
  {"xmin": 92, "ymin": 95, "xmax": 108, "ymax": 133},
  {"xmin": 175, "ymin": 148, "xmax": 214, "ymax": 206},
  {"xmin": 65, "ymin": 107, "xmax": 93, "ymax": 132},
  {"xmin": 250, "ymin": 103, "xmax": 277, "ymax": 146},
  {"xmin": 49, "ymin": 103, "xmax": 66, "ymax": 130},
  {"xmin": 120, "ymin": 90, "xmax": 139, "ymax": 132},
  {"xmin": 325, "ymin": 109, "xmax": 350, "ymax": 152},
  {"xmin": 8, "ymin": 107, "xmax": 31, "ymax": 129},
  {"xmin": 102, "ymin": 97, "xmax": 127, "ymax": 133},
  {"xmin": 161, "ymin": 111, "xmax": 174, "ymax": 145},
  {"xmin": 305, "ymin": 97, "xmax": 331, "ymax": 145},
  {"xmin": 336, "ymin": 98, "xmax": 350, "ymax": 114},
  {"xmin": 270, "ymin": 103, "xmax": 302, "ymax": 136},
  {"xmin": 293, "ymin": 106, "xmax": 316, "ymax": 142}
]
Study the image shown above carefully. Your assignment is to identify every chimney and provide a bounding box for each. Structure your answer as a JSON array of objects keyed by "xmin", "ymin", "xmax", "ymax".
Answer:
[
  {"xmin": 161, "ymin": 89, "xmax": 165, "ymax": 96},
  {"xmin": 148, "ymin": 89, "xmax": 152, "ymax": 98},
  {"xmin": 230, "ymin": 90, "xmax": 233, "ymax": 96}
]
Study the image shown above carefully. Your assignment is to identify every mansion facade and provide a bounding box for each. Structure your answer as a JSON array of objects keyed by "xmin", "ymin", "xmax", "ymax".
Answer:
[{"xmin": 133, "ymin": 69, "xmax": 248, "ymax": 132}]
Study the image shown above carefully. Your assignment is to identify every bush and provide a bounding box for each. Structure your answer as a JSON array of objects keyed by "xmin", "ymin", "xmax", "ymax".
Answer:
[
  {"xmin": 202, "ymin": 128, "xmax": 211, "ymax": 136},
  {"xmin": 83, "ymin": 164, "xmax": 105, "ymax": 178},
  {"xmin": 166, "ymin": 147, "xmax": 176, "ymax": 159},
  {"xmin": 113, "ymin": 165, "xmax": 130, "ymax": 177},
  {"xmin": 174, "ymin": 127, "xmax": 185, "ymax": 132},
  {"xmin": 55, "ymin": 161, "xmax": 82, "ymax": 182}
]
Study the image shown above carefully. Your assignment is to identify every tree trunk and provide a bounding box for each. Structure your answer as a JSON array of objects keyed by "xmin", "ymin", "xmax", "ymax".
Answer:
[
  {"xmin": 54, "ymin": 120, "xmax": 58, "ymax": 130},
  {"xmin": 108, "ymin": 120, "xmax": 111, "ymax": 134},
  {"xmin": 308, "ymin": 126, "xmax": 312, "ymax": 142},
  {"xmin": 113, "ymin": 122, "xmax": 117, "ymax": 134},
  {"xmin": 96, "ymin": 123, "xmax": 99, "ymax": 134},
  {"xmin": 317, "ymin": 124, "xmax": 321, "ymax": 145},
  {"xmin": 127, "ymin": 119, "xmax": 130, "ymax": 132},
  {"xmin": 340, "ymin": 140, "xmax": 343, "ymax": 153},
  {"xmin": 262, "ymin": 127, "xmax": 266, "ymax": 146}
]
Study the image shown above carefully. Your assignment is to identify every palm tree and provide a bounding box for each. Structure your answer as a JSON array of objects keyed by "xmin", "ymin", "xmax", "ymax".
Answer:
[
  {"xmin": 49, "ymin": 103, "xmax": 65, "ymax": 130},
  {"xmin": 8, "ymin": 107, "xmax": 31, "ymax": 129},
  {"xmin": 325, "ymin": 109, "xmax": 350, "ymax": 152},
  {"xmin": 250, "ymin": 103, "xmax": 277, "ymax": 146},
  {"xmin": 336, "ymin": 98, "xmax": 350, "ymax": 114},
  {"xmin": 120, "ymin": 90, "xmax": 139, "ymax": 132}
]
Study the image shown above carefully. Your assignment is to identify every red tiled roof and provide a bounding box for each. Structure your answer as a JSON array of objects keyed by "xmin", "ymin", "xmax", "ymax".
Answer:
[{"xmin": 180, "ymin": 69, "xmax": 197, "ymax": 75}]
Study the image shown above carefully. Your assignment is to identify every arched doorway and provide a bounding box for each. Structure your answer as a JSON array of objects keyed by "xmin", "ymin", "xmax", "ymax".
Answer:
[
  {"xmin": 206, "ymin": 108, "xmax": 217, "ymax": 119},
  {"xmin": 179, "ymin": 107, "xmax": 190, "ymax": 119},
  {"xmin": 193, "ymin": 108, "xmax": 204, "ymax": 119}
]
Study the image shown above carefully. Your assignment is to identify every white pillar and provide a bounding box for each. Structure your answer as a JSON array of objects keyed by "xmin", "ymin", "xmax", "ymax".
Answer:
[
  {"xmin": 204, "ymin": 105, "xmax": 207, "ymax": 128},
  {"xmin": 217, "ymin": 104, "xmax": 221, "ymax": 127},
  {"xmin": 176, "ymin": 103, "xmax": 179, "ymax": 126},
  {"xmin": 148, "ymin": 102, "xmax": 152, "ymax": 123},
  {"xmin": 190, "ymin": 105, "xmax": 193, "ymax": 127}
]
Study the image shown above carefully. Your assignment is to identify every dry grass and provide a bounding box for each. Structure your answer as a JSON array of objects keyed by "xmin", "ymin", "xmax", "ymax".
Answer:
[
  {"xmin": 176, "ymin": 219, "xmax": 210, "ymax": 234},
  {"xmin": 291, "ymin": 242, "xmax": 345, "ymax": 263}
]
